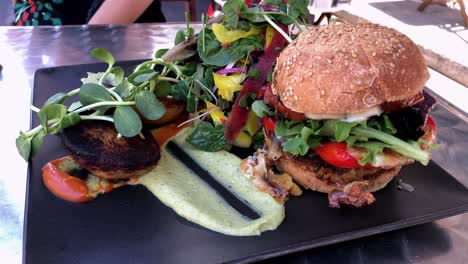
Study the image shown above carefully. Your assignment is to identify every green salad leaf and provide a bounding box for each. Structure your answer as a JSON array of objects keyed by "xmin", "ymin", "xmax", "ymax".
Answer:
[
  {"xmin": 185, "ymin": 122, "xmax": 227, "ymax": 152},
  {"xmin": 273, "ymin": 116, "xmax": 431, "ymax": 165},
  {"xmin": 197, "ymin": 29, "xmax": 263, "ymax": 67},
  {"xmin": 16, "ymin": 135, "xmax": 32, "ymax": 162},
  {"xmin": 252, "ymin": 132, "xmax": 265, "ymax": 150},
  {"xmin": 113, "ymin": 106, "xmax": 142, "ymax": 137},
  {"xmin": 251, "ymin": 100, "xmax": 273, "ymax": 118},
  {"xmin": 135, "ymin": 90, "xmax": 166, "ymax": 120},
  {"xmin": 222, "ymin": 0, "xmax": 248, "ymax": 28},
  {"xmin": 43, "ymin": 92, "xmax": 69, "ymax": 106},
  {"xmin": 91, "ymin": 48, "xmax": 115, "ymax": 67}
]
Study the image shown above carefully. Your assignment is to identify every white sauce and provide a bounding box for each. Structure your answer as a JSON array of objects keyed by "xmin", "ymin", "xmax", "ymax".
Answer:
[
  {"xmin": 138, "ymin": 129, "xmax": 285, "ymax": 236},
  {"xmin": 305, "ymin": 105, "xmax": 382, "ymax": 122}
]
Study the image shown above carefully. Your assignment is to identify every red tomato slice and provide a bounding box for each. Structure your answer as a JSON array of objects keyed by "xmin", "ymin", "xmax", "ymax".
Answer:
[
  {"xmin": 262, "ymin": 117, "xmax": 276, "ymax": 132},
  {"xmin": 42, "ymin": 157, "xmax": 94, "ymax": 203},
  {"xmin": 315, "ymin": 142, "xmax": 373, "ymax": 169},
  {"xmin": 42, "ymin": 156, "xmax": 124, "ymax": 203},
  {"xmin": 420, "ymin": 115, "xmax": 436, "ymax": 150}
]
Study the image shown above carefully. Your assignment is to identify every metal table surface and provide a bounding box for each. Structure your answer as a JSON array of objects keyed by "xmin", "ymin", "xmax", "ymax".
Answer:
[{"xmin": 0, "ymin": 24, "xmax": 467, "ymax": 264}]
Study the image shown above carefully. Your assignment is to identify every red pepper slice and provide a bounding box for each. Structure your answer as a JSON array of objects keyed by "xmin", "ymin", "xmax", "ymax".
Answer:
[
  {"xmin": 315, "ymin": 142, "xmax": 373, "ymax": 169},
  {"xmin": 224, "ymin": 24, "xmax": 289, "ymax": 141}
]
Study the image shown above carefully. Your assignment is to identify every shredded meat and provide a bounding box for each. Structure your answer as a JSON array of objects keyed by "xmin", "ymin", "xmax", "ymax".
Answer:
[
  {"xmin": 241, "ymin": 149, "xmax": 302, "ymax": 203},
  {"xmin": 328, "ymin": 182, "xmax": 376, "ymax": 208}
]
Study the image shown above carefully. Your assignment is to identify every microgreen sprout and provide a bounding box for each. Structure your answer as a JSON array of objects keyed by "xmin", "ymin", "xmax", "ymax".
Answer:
[
  {"xmin": 16, "ymin": 0, "xmax": 312, "ymax": 161},
  {"xmin": 16, "ymin": 46, "xmax": 189, "ymax": 161},
  {"xmin": 262, "ymin": 13, "xmax": 293, "ymax": 43}
]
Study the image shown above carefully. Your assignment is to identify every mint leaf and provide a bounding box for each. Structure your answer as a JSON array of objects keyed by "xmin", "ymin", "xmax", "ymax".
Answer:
[{"xmin": 185, "ymin": 122, "xmax": 227, "ymax": 152}]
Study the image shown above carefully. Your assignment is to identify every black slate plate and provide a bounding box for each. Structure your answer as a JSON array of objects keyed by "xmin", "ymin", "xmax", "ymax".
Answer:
[{"xmin": 24, "ymin": 62, "xmax": 468, "ymax": 264}]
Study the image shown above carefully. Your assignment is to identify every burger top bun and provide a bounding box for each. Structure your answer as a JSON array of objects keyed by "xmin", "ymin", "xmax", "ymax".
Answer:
[{"xmin": 272, "ymin": 23, "xmax": 430, "ymax": 115}]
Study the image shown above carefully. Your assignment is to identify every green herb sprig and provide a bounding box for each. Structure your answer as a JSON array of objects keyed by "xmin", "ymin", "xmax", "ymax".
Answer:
[{"xmin": 16, "ymin": 48, "xmax": 187, "ymax": 161}]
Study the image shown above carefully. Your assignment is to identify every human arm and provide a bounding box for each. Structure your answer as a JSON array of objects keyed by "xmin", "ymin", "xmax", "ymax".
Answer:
[{"xmin": 88, "ymin": 0, "xmax": 154, "ymax": 24}]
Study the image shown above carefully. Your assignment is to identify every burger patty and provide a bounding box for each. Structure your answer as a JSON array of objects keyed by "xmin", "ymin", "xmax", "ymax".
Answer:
[
  {"xmin": 275, "ymin": 152, "xmax": 402, "ymax": 194},
  {"xmin": 61, "ymin": 121, "xmax": 161, "ymax": 179}
]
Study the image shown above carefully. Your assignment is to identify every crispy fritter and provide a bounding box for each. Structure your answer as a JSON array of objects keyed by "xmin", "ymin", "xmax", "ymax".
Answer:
[{"xmin": 61, "ymin": 121, "xmax": 160, "ymax": 179}]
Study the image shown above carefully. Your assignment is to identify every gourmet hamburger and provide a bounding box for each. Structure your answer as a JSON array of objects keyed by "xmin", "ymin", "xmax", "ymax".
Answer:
[{"xmin": 242, "ymin": 23, "xmax": 437, "ymax": 207}]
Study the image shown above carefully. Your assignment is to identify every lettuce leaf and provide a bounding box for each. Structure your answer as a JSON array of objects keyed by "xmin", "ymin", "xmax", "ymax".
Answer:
[{"xmin": 273, "ymin": 116, "xmax": 431, "ymax": 165}]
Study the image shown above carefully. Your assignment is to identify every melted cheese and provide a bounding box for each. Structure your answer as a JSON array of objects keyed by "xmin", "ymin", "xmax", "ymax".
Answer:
[
  {"xmin": 137, "ymin": 129, "xmax": 285, "ymax": 236},
  {"xmin": 305, "ymin": 105, "xmax": 382, "ymax": 122}
]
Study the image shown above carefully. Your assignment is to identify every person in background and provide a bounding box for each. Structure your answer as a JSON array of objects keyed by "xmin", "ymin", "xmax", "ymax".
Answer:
[{"xmin": 13, "ymin": 0, "xmax": 165, "ymax": 26}]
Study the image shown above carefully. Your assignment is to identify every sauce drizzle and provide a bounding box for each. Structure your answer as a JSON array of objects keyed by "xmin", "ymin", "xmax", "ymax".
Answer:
[{"xmin": 138, "ymin": 128, "xmax": 285, "ymax": 236}]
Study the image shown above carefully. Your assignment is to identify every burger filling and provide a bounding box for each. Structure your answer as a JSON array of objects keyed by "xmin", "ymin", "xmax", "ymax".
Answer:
[{"xmin": 243, "ymin": 87, "xmax": 437, "ymax": 207}]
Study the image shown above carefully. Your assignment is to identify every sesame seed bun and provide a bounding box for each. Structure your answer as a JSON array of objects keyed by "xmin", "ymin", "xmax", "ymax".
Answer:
[{"xmin": 272, "ymin": 23, "xmax": 430, "ymax": 115}]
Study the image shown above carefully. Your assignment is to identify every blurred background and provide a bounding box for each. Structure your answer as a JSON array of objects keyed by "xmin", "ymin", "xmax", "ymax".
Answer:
[{"xmin": 3, "ymin": 0, "xmax": 465, "ymax": 96}]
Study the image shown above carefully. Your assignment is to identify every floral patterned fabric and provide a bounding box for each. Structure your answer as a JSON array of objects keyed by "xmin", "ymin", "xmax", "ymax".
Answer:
[
  {"xmin": 15, "ymin": 0, "xmax": 65, "ymax": 26},
  {"xmin": 14, "ymin": 0, "xmax": 165, "ymax": 26}
]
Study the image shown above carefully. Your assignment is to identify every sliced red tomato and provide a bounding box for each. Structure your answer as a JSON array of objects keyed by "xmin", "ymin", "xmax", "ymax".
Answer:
[
  {"xmin": 420, "ymin": 115, "xmax": 436, "ymax": 150},
  {"xmin": 42, "ymin": 156, "xmax": 124, "ymax": 203},
  {"xmin": 315, "ymin": 142, "xmax": 373, "ymax": 169},
  {"xmin": 42, "ymin": 157, "xmax": 94, "ymax": 203},
  {"xmin": 262, "ymin": 117, "xmax": 276, "ymax": 132}
]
